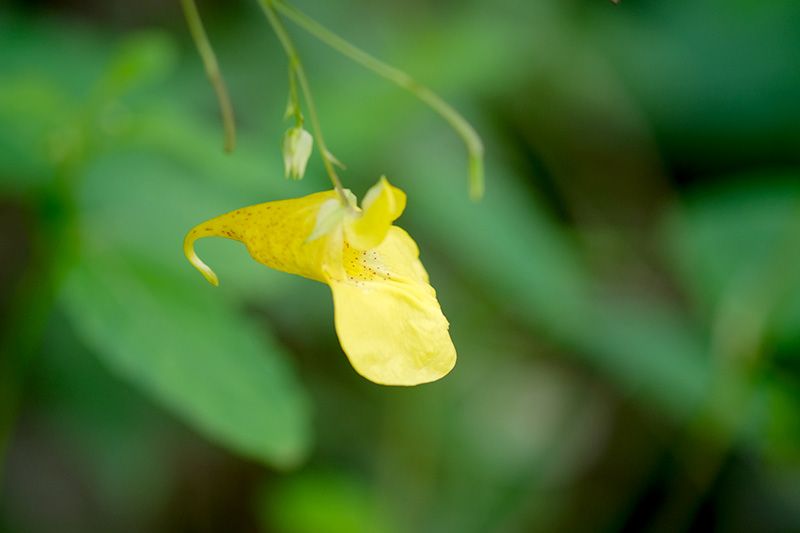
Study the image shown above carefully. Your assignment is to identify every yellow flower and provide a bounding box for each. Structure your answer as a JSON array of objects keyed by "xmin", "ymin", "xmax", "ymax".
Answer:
[{"xmin": 184, "ymin": 178, "xmax": 456, "ymax": 386}]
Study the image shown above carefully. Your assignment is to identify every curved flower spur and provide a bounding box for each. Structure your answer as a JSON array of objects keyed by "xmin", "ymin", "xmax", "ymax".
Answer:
[
  {"xmin": 180, "ymin": 0, "xmax": 483, "ymax": 385},
  {"xmin": 184, "ymin": 178, "xmax": 456, "ymax": 385}
]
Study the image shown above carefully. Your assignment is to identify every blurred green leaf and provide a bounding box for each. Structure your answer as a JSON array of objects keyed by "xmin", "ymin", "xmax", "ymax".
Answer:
[
  {"xmin": 0, "ymin": 15, "xmax": 108, "ymax": 98},
  {"xmin": 34, "ymin": 313, "xmax": 175, "ymax": 523},
  {"xmin": 762, "ymin": 373, "xmax": 800, "ymax": 463},
  {"xmin": 77, "ymin": 148, "xmax": 290, "ymax": 300},
  {"xmin": 663, "ymin": 175, "xmax": 800, "ymax": 351},
  {"xmin": 0, "ymin": 75, "xmax": 71, "ymax": 188},
  {"xmin": 60, "ymin": 246, "xmax": 312, "ymax": 468},
  {"xmin": 0, "ymin": 25, "xmax": 178, "ymax": 192},
  {"xmin": 97, "ymin": 31, "xmax": 177, "ymax": 100},
  {"xmin": 261, "ymin": 470, "xmax": 394, "ymax": 533},
  {"xmin": 596, "ymin": 0, "xmax": 800, "ymax": 149}
]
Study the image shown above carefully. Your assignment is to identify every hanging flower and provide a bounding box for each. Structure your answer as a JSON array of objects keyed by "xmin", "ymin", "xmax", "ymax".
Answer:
[
  {"xmin": 184, "ymin": 178, "xmax": 456, "ymax": 385},
  {"xmin": 282, "ymin": 125, "xmax": 313, "ymax": 180}
]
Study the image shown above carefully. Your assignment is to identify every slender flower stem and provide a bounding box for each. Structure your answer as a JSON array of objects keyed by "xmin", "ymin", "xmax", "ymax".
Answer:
[
  {"xmin": 273, "ymin": 0, "xmax": 485, "ymax": 200},
  {"xmin": 258, "ymin": 0, "xmax": 350, "ymax": 206},
  {"xmin": 180, "ymin": 0, "xmax": 237, "ymax": 153},
  {"xmin": 286, "ymin": 65, "xmax": 303, "ymax": 124}
]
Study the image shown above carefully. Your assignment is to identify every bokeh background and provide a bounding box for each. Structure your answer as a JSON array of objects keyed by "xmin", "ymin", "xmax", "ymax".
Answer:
[{"xmin": 2, "ymin": 0, "xmax": 800, "ymax": 531}]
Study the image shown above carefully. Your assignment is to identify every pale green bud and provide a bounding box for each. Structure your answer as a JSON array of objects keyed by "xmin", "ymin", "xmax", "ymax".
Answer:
[{"xmin": 282, "ymin": 126, "xmax": 313, "ymax": 180}]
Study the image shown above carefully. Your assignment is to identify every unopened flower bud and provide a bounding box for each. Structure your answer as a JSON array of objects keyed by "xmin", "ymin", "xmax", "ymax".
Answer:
[{"xmin": 282, "ymin": 126, "xmax": 313, "ymax": 180}]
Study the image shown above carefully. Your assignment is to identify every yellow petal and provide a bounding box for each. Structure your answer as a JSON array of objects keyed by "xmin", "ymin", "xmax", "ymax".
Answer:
[
  {"xmin": 345, "ymin": 177, "xmax": 407, "ymax": 250},
  {"xmin": 184, "ymin": 190, "xmax": 339, "ymax": 285},
  {"xmin": 324, "ymin": 227, "xmax": 456, "ymax": 385}
]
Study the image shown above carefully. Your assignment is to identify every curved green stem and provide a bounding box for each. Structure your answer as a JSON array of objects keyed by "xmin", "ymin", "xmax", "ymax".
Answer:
[
  {"xmin": 180, "ymin": 0, "xmax": 237, "ymax": 153},
  {"xmin": 259, "ymin": 0, "xmax": 350, "ymax": 206},
  {"xmin": 285, "ymin": 64, "xmax": 303, "ymax": 125},
  {"xmin": 273, "ymin": 0, "xmax": 485, "ymax": 200}
]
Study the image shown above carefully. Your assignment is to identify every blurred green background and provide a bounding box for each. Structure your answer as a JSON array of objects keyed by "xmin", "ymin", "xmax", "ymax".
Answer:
[{"xmin": 1, "ymin": 0, "xmax": 800, "ymax": 531}]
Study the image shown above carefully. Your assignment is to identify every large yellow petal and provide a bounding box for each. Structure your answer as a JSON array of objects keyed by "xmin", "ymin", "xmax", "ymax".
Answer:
[
  {"xmin": 184, "ymin": 190, "xmax": 338, "ymax": 285},
  {"xmin": 325, "ymin": 227, "xmax": 456, "ymax": 385}
]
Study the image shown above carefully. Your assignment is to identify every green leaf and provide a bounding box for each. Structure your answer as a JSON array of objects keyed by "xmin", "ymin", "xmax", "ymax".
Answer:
[
  {"xmin": 78, "ymin": 149, "xmax": 288, "ymax": 299},
  {"xmin": 0, "ymin": 75, "xmax": 71, "ymax": 188},
  {"xmin": 663, "ymin": 174, "xmax": 800, "ymax": 351},
  {"xmin": 60, "ymin": 246, "xmax": 312, "ymax": 468},
  {"xmin": 260, "ymin": 470, "xmax": 395, "ymax": 533},
  {"xmin": 97, "ymin": 31, "xmax": 177, "ymax": 100}
]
